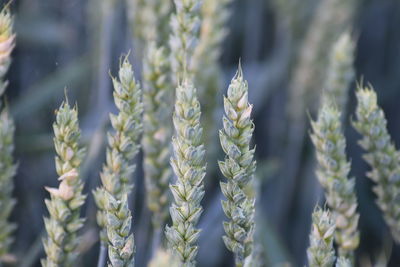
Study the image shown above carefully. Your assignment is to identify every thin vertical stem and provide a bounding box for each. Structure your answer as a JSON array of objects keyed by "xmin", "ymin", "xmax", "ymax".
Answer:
[{"xmin": 97, "ymin": 244, "xmax": 107, "ymax": 267}]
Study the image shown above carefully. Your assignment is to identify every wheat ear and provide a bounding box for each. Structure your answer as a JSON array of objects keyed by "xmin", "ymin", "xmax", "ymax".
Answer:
[
  {"xmin": 165, "ymin": 78, "xmax": 206, "ymax": 266},
  {"xmin": 218, "ymin": 65, "xmax": 256, "ymax": 266},
  {"xmin": 41, "ymin": 101, "xmax": 86, "ymax": 266},
  {"xmin": 311, "ymin": 100, "xmax": 360, "ymax": 258},
  {"xmin": 353, "ymin": 85, "xmax": 400, "ymax": 243}
]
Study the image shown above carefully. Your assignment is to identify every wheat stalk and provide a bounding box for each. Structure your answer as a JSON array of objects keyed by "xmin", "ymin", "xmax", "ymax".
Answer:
[
  {"xmin": 41, "ymin": 101, "xmax": 86, "ymax": 266},
  {"xmin": 310, "ymin": 100, "xmax": 360, "ymax": 258},
  {"xmin": 288, "ymin": 0, "xmax": 357, "ymax": 120},
  {"xmin": 353, "ymin": 85, "xmax": 400, "ymax": 243},
  {"xmin": 218, "ymin": 66, "xmax": 256, "ymax": 266},
  {"xmin": 165, "ymin": 79, "xmax": 206, "ymax": 266},
  {"xmin": 307, "ymin": 206, "xmax": 336, "ymax": 267}
]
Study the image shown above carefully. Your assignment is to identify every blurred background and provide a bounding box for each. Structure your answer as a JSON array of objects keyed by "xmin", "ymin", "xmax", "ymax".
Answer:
[{"xmin": 4, "ymin": 0, "xmax": 400, "ymax": 266}]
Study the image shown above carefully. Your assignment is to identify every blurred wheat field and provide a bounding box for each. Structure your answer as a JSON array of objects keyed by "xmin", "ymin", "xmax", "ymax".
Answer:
[{"xmin": 0, "ymin": 0, "xmax": 400, "ymax": 266}]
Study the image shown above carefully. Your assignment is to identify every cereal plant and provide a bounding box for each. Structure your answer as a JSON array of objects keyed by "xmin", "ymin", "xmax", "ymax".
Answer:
[{"xmin": 1, "ymin": 0, "xmax": 400, "ymax": 266}]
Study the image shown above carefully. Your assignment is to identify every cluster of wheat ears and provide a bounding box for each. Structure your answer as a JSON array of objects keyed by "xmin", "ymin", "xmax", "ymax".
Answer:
[{"xmin": 0, "ymin": 1, "xmax": 399, "ymax": 267}]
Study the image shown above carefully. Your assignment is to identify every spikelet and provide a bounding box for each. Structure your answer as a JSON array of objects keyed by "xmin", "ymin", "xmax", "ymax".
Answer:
[
  {"xmin": 310, "ymin": 100, "xmax": 360, "ymax": 257},
  {"xmin": 41, "ymin": 102, "xmax": 86, "ymax": 266},
  {"xmin": 307, "ymin": 206, "xmax": 336, "ymax": 267},
  {"xmin": 142, "ymin": 44, "xmax": 173, "ymax": 229},
  {"xmin": 165, "ymin": 79, "xmax": 206, "ymax": 266},
  {"xmin": 218, "ymin": 66, "xmax": 256, "ymax": 266},
  {"xmin": 93, "ymin": 57, "xmax": 143, "ymax": 243},
  {"xmin": 353, "ymin": 85, "xmax": 400, "ymax": 243}
]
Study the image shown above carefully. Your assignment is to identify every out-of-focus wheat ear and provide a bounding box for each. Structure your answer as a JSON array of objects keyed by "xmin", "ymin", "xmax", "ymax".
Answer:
[
  {"xmin": 169, "ymin": 0, "xmax": 202, "ymax": 83},
  {"xmin": 191, "ymin": 0, "xmax": 233, "ymax": 165},
  {"xmin": 218, "ymin": 65, "xmax": 256, "ymax": 266},
  {"xmin": 192, "ymin": 0, "xmax": 232, "ymax": 90},
  {"xmin": 322, "ymin": 31, "xmax": 355, "ymax": 114},
  {"xmin": 142, "ymin": 44, "xmax": 173, "ymax": 231},
  {"xmin": 310, "ymin": 99, "xmax": 360, "ymax": 258},
  {"xmin": 128, "ymin": 0, "xmax": 172, "ymax": 46},
  {"xmin": 353, "ymin": 85, "xmax": 400, "ymax": 243}
]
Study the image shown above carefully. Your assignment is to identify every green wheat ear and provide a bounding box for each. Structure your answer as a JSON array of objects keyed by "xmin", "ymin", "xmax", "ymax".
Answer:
[
  {"xmin": 169, "ymin": 0, "xmax": 202, "ymax": 83},
  {"xmin": 310, "ymin": 99, "xmax": 360, "ymax": 258},
  {"xmin": 92, "ymin": 56, "xmax": 142, "ymax": 240},
  {"xmin": 193, "ymin": 0, "xmax": 233, "ymax": 91},
  {"xmin": 307, "ymin": 206, "xmax": 336, "ymax": 267},
  {"xmin": 165, "ymin": 78, "xmax": 206, "ymax": 266},
  {"xmin": 218, "ymin": 65, "xmax": 256, "ymax": 266},
  {"xmin": 353, "ymin": 84, "xmax": 400, "ymax": 243},
  {"xmin": 323, "ymin": 31, "xmax": 355, "ymax": 113},
  {"xmin": 128, "ymin": 0, "xmax": 172, "ymax": 46},
  {"xmin": 105, "ymin": 192, "xmax": 135, "ymax": 266},
  {"xmin": 42, "ymin": 101, "xmax": 86, "ymax": 266}
]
